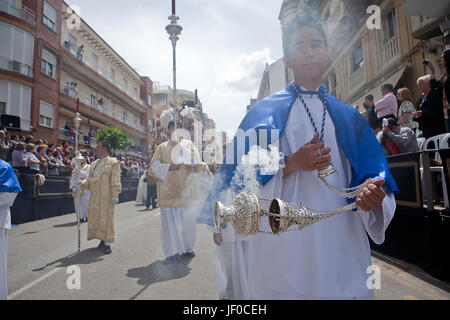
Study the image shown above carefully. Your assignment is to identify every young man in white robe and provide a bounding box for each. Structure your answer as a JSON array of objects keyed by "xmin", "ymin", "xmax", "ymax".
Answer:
[
  {"xmin": 0, "ymin": 159, "xmax": 21, "ymax": 300},
  {"xmin": 200, "ymin": 14, "xmax": 398, "ymax": 300},
  {"xmin": 151, "ymin": 121, "xmax": 207, "ymax": 264}
]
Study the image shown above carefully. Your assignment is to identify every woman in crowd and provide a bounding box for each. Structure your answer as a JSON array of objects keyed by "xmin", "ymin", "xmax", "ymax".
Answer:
[
  {"xmin": 49, "ymin": 150, "xmax": 65, "ymax": 176},
  {"xmin": 36, "ymin": 145, "xmax": 49, "ymax": 176},
  {"xmin": 11, "ymin": 142, "xmax": 27, "ymax": 168},
  {"xmin": 62, "ymin": 152, "xmax": 74, "ymax": 173},
  {"xmin": 397, "ymin": 87, "xmax": 419, "ymax": 133},
  {"xmin": 413, "ymin": 59, "xmax": 446, "ymax": 139},
  {"xmin": 25, "ymin": 143, "xmax": 40, "ymax": 173}
]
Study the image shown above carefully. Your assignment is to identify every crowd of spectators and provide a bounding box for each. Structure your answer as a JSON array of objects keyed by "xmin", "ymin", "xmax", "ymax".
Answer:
[
  {"xmin": 367, "ymin": 51, "xmax": 450, "ymax": 158},
  {"xmin": 0, "ymin": 130, "xmax": 157, "ymax": 182},
  {"xmin": 0, "ymin": 132, "xmax": 90, "ymax": 177}
]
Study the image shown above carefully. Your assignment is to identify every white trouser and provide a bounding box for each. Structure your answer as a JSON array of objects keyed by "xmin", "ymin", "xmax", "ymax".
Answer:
[
  {"xmin": 74, "ymin": 192, "xmax": 90, "ymax": 220},
  {"xmin": 160, "ymin": 207, "xmax": 196, "ymax": 258},
  {"xmin": 0, "ymin": 229, "xmax": 7, "ymax": 300}
]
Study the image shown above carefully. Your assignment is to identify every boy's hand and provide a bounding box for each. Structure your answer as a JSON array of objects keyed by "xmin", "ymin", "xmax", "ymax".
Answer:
[
  {"xmin": 356, "ymin": 179, "xmax": 386, "ymax": 212},
  {"xmin": 284, "ymin": 134, "xmax": 331, "ymax": 177}
]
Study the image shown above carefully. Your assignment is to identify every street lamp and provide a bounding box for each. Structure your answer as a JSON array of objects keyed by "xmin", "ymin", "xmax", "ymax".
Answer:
[{"xmin": 166, "ymin": 0, "xmax": 183, "ymax": 129}]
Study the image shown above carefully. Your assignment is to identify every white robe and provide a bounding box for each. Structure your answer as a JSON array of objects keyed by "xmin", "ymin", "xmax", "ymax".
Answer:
[
  {"xmin": 248, "ymin": 92, "xmax": 396, "ymax": 300},
  {"xmin": 0, "ymin": 192, "xmax": 18, "ymax": 300},
  {"xmin": 70, "ymin": 168, "xmax": 90, "ymax": 220},
  {"xmin": 151, "ymin": 161, "xmax": 196, "ymax": 258},
  {"xmin": 211, "ymin": 224, "xmax": 250, "ymax": 300},
  {"xmin": 136, "ymin": 171, "xmax": 147, "ymax": 204}
]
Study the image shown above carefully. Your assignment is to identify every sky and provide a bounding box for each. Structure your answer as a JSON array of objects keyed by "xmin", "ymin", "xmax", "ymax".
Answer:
[{"xmin": 65, "ymin": 0, "xmax": 284, "ymax": 137}]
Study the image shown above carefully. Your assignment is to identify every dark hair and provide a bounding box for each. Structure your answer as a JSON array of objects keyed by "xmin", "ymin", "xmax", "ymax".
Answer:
[
  {"xmin": 365, "ymin": 94, "xmax": 374, "ymax": 102},
  {"xmin": 98, "ymin": 140, "xmax": 112, "ymax": 154},
  {"xmin": 15, "ymin": 142, "xmax": 25, "ymax": 151},
  {"xmin": 381, "ymin": 83, "xmax": 394, "ymax": 93},
  {"xmin": 168, "ymin": 121, "xmax": 175, "ymax": 131},
  {"xmin": 282, "ymin": 14, "xmax": 328, "ymax": 57},
  {"xmin": 387, "ymin": 117, "xmax": 399, "ymax": 127}
]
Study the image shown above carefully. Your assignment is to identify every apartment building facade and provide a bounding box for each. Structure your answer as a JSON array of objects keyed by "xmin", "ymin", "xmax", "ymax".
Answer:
[
  {"xmin": 258, "ymin": 0, "xmax": 448, "ymax": 119},
  {"xmin": 0, "ymin": 0, "xmax": 154, "ymax": 155}
]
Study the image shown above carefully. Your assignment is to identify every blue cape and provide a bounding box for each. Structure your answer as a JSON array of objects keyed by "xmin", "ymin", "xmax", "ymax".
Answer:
[
  {"xmin": 198, "ymin": 82, "xmax": 398, "ymax": 227},
  {"xmin": 0, "ymin": 159, "xmax": 22, "ymax": 193}
]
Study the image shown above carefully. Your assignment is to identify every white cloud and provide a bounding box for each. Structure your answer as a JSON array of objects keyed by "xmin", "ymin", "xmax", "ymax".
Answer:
[
  {"xmin": 65, "ymin": 0, "xmax": 284, "ymax": 134},
  {"xmin": 222, "ymin": 48, "xmax": 275, "ymax": 94}
]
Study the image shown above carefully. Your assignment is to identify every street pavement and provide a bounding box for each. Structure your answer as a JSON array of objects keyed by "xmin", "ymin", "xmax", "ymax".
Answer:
[{"xmin": 6, "ymin": 201, "xmax": 450, "ymax": 300}]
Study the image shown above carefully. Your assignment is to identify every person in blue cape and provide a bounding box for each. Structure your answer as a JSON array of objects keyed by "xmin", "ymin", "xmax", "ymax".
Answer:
[
  {"xmin": 0, "ymin": 159, "xmax": 22, "ymax": 300},
  {"xmin": 199, "ymin": 14, "xmax": 398, "ymax": 300}
]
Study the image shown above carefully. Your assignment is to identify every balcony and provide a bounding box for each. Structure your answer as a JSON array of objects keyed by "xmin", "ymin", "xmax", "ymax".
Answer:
[
  {"xmin": 380, "ymin": 35, "xmax": 400, "ymax": 70},
  {"xmin": 62, "ymin": 40, "xmax": 148, "ymax": 110},
  {"xmin": 60, "ymin": 83, "xmax": 147, "ymax": 136},
  {"xmin": 0, "ymin": 0, "xmax": 36, "ymax": 27},
  {"xmin": 58, "ymin": 127, "xmax": 97, "ymax": 148},
  {"xmin": 0, "ymin": 56, "xmax": 33, "ymax": 78},
  {"xmin": 349, "ymin": 66, "xmax": 365, "ymax": 94}
]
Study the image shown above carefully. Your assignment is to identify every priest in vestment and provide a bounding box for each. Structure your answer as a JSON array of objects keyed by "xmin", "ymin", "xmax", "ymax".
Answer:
[
  {"xmin": 151, "ymin": 121, "xmax": 208, "ymax": 264},
  {"xmin": 83, "ymin": 140, "xmax": 121, "ymax": 255},
  {"xmin": 199, "ymin": 15, "xmax": 398, "ymax": 300},
  {"xmin": 0, "ymin": 159, "xmax": 21, "ymax": 300}
]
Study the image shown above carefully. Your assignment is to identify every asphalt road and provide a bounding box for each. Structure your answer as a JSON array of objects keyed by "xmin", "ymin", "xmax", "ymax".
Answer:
[{"xmin": 5, "ymin": 201, "xmax": 450, "ymax": 300}]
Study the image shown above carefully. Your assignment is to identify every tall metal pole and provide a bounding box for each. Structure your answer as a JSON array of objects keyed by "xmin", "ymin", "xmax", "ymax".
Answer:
[
  {"xmin": 166, "ymin": 1, "xmax": 182, "ymax": 129},
  {"xmin": 73, "ymin": 99, "xmax": 83, "ymax": 253}
]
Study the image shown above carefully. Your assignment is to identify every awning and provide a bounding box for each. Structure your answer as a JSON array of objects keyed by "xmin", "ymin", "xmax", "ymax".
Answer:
[
  {"xmin": 401, "ymin": 0, "xmax": 450, "ymax": 17},
  {"xmin": 349, "ymin": 66, "xmax": 408, "ymax": 112}
]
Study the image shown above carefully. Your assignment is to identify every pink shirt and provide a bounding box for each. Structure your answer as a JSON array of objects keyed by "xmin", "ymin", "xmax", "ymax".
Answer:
[{"xmin": 375, "ymin": 92, "xmax": 398, "ymax": 119}]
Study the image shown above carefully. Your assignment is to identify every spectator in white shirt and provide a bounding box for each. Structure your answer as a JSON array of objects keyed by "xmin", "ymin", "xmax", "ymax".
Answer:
[{"xmin": 375, "ymin": 83, "xmax": 398, "ymax": 125}]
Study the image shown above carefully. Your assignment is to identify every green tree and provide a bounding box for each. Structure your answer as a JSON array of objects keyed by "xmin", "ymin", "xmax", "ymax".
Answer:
[{"xmin": 96, "ymin": 127, "xmax": 133, "ymax": 154}]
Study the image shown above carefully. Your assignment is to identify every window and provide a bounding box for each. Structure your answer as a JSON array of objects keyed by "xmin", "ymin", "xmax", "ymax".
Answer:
[
  {"xmin": 123, "ymin": 110, "xmax": 127, "ymax": 122},
  {"xmin": 148, "ymin": 94, "xmax": 152, "ymax": 105},
  {"xmin": 0, "ymin": 102, "xmax": 5, "ymax": 114},
  {"xmin": 133, "ymin": 88, "xmax": 138, "ymax": 99},
  {"xmin": 43, "ymin": 1, "xmax": 57, "ymax": 32},
  {"xmin": 90, "ymin": 93, "xmax": 97, "ymax": 108},
  {"xmin": 110, "ymin": 68, "xmax": 115, "ymax": 83},
  {"xmin": 41, "ymin": 49, "xmax": 57, "ymax": 79},
  {"xmin": 39, "ymin": 100, "xmax": 54, "ymax": 128},
  {"xmin": 352, "ymin": 42, "xmax": 364, "ymax": 72},
  {"xmin": 0, "ymin": 21, "xmax": 35, "ymax": 77},
  {"xmin": 387, "ymin": 8, "xmax": 397, "ymax": 40},
  {"xmin": 91, "ymin": 53, "xmax": 98, "ymax": 71},
  {"xmin": 123, "ymin": 78, "xmax": 128, "ymax": 93}
]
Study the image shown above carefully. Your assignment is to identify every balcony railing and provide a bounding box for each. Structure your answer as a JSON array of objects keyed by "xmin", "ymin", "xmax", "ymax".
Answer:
[
  {"xmin": 380, "ymin": 35, "xmax": 400, "ymax": 70},
  {"xmin": 58, "ymin": 127, "xmax": 98, "ymax": 148},
  {"xmin": 0, "ymin": 0, "xmax": 36, "ymax": 26},
  {"xmin": 0, "ymin": 56, "xmax": 33, "ymax": 77},
  {"xmin": 349, "ymin": 66, "xmax": 365, "ymax": 94},
  {"xmin": 60, "ymin": 83, "xmax": 147, "ymax": 134}
]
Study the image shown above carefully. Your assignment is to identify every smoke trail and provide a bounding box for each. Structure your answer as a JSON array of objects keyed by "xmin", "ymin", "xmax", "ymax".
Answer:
[
  {"xmin": 160, "ymin": 108, "xmax": 175, "ymax": 128},
  {"xmin": 232, "ymin": 145, "xmax": 285, "ymax": 195}
]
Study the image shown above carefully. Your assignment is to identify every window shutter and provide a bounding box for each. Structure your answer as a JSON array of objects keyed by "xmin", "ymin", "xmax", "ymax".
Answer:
[
  {"xmin": 43, "ymin": 2, "xmax": 57, "ymax": 24},
  {"xmin": 42, "ymin": 49, "xmax": 56, "ymax": 66},
  {"xmin": 39, "ymin": 100, "xmax": 54, "ymax": 118}
]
